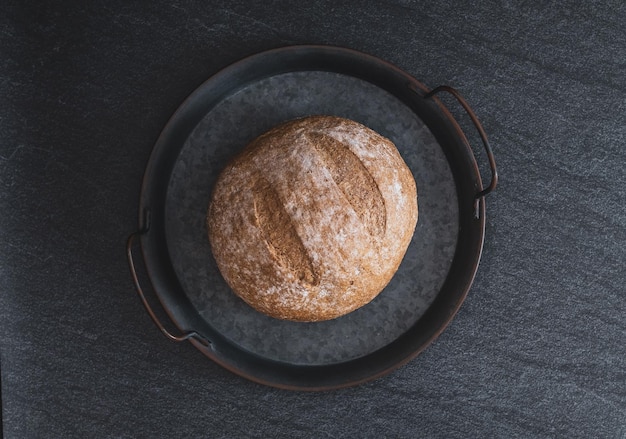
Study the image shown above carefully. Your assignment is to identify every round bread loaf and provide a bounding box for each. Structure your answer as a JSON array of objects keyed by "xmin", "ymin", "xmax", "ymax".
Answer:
[{"xmin": 207, "ymin": 115, "xmax": 418, "ymax": 322}]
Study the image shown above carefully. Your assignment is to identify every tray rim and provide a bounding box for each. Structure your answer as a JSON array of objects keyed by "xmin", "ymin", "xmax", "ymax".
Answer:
[{"xmin": 134, "ymin": 44, "xmax": 489, "ymax": 390}]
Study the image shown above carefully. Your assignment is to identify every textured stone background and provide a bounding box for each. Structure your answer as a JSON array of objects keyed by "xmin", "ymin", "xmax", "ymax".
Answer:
[{"xmin": 1, "ymin": 1, "xmax": 624, "ymax": 438}]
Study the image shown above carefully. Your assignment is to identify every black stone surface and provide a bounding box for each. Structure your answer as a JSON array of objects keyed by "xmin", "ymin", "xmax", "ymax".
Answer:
[{"xmin": 1, "ymin": 1, "xmax": 624, "ymax": 438}]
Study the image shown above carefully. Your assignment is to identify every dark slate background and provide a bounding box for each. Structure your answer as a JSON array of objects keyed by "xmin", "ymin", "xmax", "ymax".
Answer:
[{"xmin": 1, "ymin": 1, "xmax": 624, "ymax": 437}]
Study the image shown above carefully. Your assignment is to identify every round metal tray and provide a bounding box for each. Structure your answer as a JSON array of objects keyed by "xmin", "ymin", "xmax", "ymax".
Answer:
[{"xmin": 127, "ymin": 45, "xmax": 497, "ymax": 390}]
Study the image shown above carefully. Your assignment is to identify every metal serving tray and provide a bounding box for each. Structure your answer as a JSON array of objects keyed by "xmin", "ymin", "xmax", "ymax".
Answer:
[{"xmin": 127, "ymin": 45, "xmax": 497, "ymax": 390}]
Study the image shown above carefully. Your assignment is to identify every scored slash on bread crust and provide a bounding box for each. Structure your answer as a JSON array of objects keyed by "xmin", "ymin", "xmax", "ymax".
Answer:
[
  {"xmin": 252, "ymin": 173, "xmax": 319, "ymax": 286},
  {"xmin": 207, "ymin": 115, "xmax": 418, "ymax": 322},
  {"xmin": 306, "ymin": 132, "xmax": 386, "ymax": 239}
]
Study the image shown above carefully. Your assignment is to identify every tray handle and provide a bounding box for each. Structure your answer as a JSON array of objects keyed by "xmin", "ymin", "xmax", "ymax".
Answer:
[
  {"xmin": 424, "ymin": 85, "xmax": 498, "ymax": 201},
  {"xmin": 126, "ymin": 231, "xmax": 209, "ymax": 346}
]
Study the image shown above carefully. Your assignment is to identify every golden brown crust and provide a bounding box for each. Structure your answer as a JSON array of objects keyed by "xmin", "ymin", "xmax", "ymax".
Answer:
[{"xmin": 207, "ymin": 115, "xmax": 418, "ymax": 322}]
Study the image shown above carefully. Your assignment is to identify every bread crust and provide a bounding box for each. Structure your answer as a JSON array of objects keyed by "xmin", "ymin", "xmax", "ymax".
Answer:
[{"xmin": 207, "ymin": 116, "xmax": 418, "ymax": 321}]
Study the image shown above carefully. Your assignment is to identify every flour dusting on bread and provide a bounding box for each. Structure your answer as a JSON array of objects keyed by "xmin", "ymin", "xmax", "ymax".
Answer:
[{"xmin": 207, "ymin": 115, "xmax": 417, "ymax": 322}]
